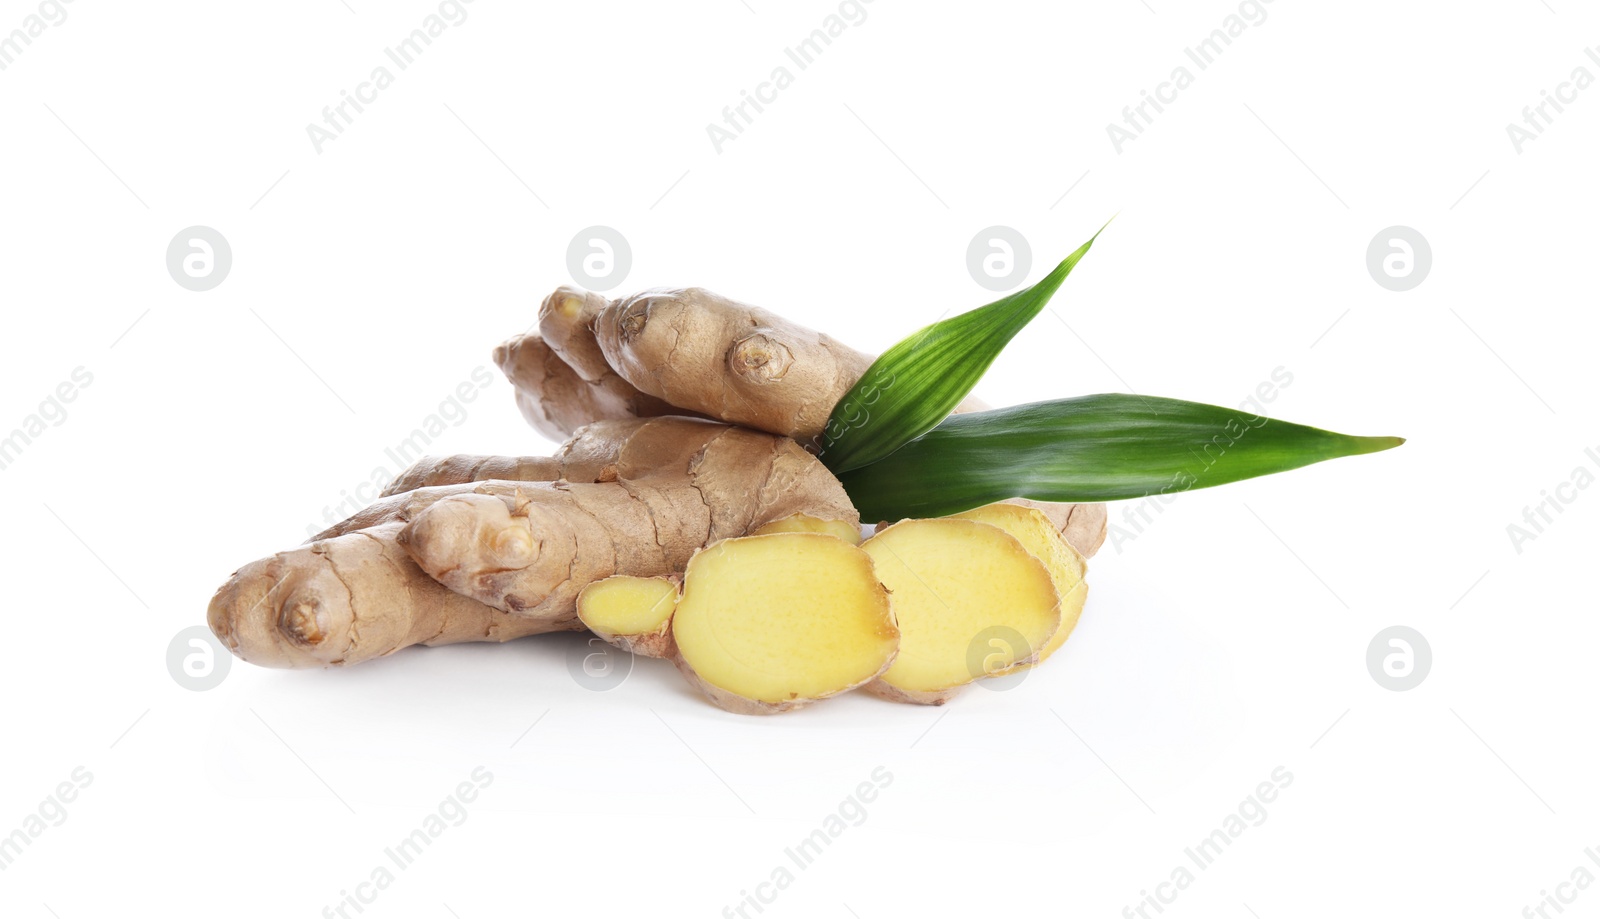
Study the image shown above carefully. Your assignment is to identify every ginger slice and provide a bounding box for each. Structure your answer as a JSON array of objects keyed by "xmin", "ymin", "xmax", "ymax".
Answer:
[
  {"xmin": 577, "ymin": 575, "xmax": 680, "ymax": 659},
  {"xmin": 860, "ymin": 518, "xmax": 1060, "ymax": 705},
  {"xmin": 952, "ymin": 503, "xmax": 1088, "ymax": 670},
  {"xmin": 749, "ymin": 513, "xmax": 862, "ymax": 545},
  {"xmin": 671, "ymin": 533, "xmax": 898, "ymax": 715},
  {"xmin": 1000, "ymin": 498, "xmax": 1108, "ymax": 559}
]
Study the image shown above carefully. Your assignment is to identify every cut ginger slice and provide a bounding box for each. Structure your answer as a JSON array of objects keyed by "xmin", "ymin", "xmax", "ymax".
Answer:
[
  {"xmin": 952, "ymin": 503, "xmax": 1088, "ymax": 669},
  {"xmin": 577, "ymin": 575, "xmax": 680, "ymax": 659},
  {"xmin": 749, "ymin": 513, "xmax": 862, "ymax": 545},
  {"xmin": 671, "ymin": 533, "xmax": 898, "ymax": 715},
  {"xmin": 861, "ymin": 518, "xmax": 1060, "ymax": 704}
]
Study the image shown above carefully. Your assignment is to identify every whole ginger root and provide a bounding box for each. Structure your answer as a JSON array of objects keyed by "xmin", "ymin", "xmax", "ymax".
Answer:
[
  {"xmin": 501, "ymin": 286, "xmax": 988, "ymax": 444},
  {"xmin": 592, "ymin": 287, "xmax": 871, "ymax": 446},
  {"xmin": 492, "ymin": 328, "xmax": 682, "ymax": 444},
  {"xmin": 209, "ymin": 417, "xmax": 857, "ymax": 668},
  {"xmin": 207, "ymin": 522, "xmax": 576, "ymax": 669}
]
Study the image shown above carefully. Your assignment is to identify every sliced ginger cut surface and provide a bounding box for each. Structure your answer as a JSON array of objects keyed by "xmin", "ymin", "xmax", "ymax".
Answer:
[
  {"xmin": 578, "ymin": 575, "xmax": 678, "ymax": 636},
  {"xmin": 862, "ymin": 518, "xmax": 1059, "ymax": 699},
  {"xmin": 952, "ymin": 503, "xmax": 1087, "ymax": 668},
  {"xmin": 672, "ymin": 533, "xmax": 897, "ymax": 707},
  {"xmin": 577, "ymin": 575, "xmax": 680, "ymax": 658},
  {"xmin": 749, "ymin": 513, "xmax": 862, "ymax": 545}
]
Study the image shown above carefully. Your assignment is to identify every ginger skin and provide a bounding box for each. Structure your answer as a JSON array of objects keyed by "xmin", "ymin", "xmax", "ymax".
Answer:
[
  {"xmin": 591, "ymin": 287, "xmax": 872, "ymax": 447},
  {"xmin": 329, "ymin": 417, "xmax": 731, "ymax": 539},
  {"xmin": 399, "ymin": 422, "xmax": 858, "ymax": 617},
  {"xmin": 493, "ymin": 329, "xmax": 683, "ymax": 442},
  {"xmin": 212, "ymin": 418, "xmax": 783, "ymax": 667},
  {"xmin": 207, "ymin": 523, "xmax": 576, "ymax": 669}
]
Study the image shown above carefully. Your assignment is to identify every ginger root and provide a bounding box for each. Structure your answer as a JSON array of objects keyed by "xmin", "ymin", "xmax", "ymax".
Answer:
[
  {"xmin": 207, "ymin": 523, "xmax": 575, "ymax": 669},
  {"xmin": 380, "ymin": 454, "xmax": 562, "ymax": 498},
  {"xmin": 671, "ymin": 533, "xmax": 898, "ymax": 715},
  {"xmin": 536, "ymin": 286, "xmax": 617, "ymax": 382},
  {"xmin": 328, "ymin": 416, "xmax": 732, "ymax": 538},
  {"xmin": 399, "ymin": 421, "xmax": 857, "ymax": 619},
  {"xmin": 531, "ymin": 285, "xmax": 988, "ymax": 447},
  {"xmin": 211, "ymin": 417, "xmax": 831, "ymax": 668},
  {"xmin": 589, "ymin": 287, "xmax": 873, "ymax": 447},
  {"xmin": 493, "ymin": 329, "xmax": 682, "ymax": 442}
]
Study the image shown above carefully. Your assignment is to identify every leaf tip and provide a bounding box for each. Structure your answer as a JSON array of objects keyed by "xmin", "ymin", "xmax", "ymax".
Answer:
[
  {"xmin": 1357, "ymin": 435, "xmax": 1406, "ymax": 454},
  {"xmin": 1093, "ymin": 214, "xmax": 1117, "ymax": 242}
]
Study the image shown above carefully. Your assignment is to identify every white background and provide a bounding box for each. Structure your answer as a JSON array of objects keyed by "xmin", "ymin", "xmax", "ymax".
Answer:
[{"xmin": 1, "ymin": 1, "xmax": 1594, "ymax": 917}]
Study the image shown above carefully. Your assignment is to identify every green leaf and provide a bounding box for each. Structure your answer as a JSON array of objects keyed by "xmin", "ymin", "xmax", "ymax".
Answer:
[
  {"xmin": 836, "ymin": 394, "xmax": 1404, "ymax": 520},
  {"xmin": 817, "ymin": 225, "xmax": 1106, "ymax": 473}
]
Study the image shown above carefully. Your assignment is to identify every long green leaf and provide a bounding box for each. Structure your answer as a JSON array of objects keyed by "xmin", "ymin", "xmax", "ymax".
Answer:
[
  {"xmin": 836, "ymin": 394, "xmax": 1404, "ymax": 520},
  {"xmin": 817, "ymin": 226, "xmax": 1105, "ymax": 473}
]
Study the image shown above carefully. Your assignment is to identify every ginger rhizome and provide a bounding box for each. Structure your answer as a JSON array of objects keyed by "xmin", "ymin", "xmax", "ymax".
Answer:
[
  {"xmin": 207, "ymin": 522, "xmax": 574, "ymax": 669},
  {"xmin": 210, "ymin": 417, "xmax": 858, "ymax": 669},
  {"xmin": 398, "ymin": 419, "xmax": 857, "ymax": 617}
]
